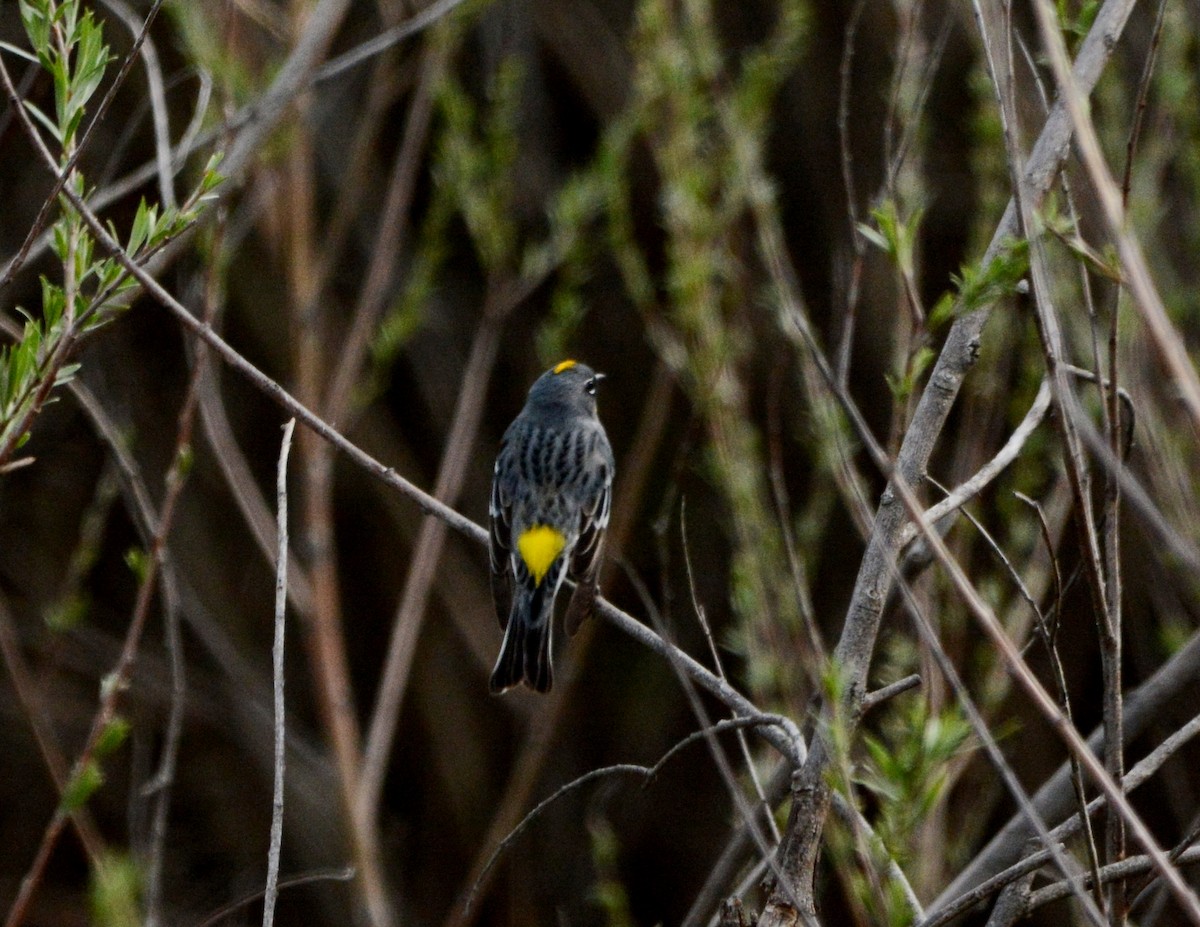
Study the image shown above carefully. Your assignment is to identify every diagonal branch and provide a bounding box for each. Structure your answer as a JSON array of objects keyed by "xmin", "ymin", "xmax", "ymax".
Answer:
[{"xmin": 16, "ymin": 108, "xmax": 803, "ymax": 772}]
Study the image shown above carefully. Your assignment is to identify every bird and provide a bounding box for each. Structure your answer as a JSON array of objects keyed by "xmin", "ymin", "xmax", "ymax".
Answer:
[{"xmin": 488, "ymin": 359, "xmax": 614, "ymax": 693}]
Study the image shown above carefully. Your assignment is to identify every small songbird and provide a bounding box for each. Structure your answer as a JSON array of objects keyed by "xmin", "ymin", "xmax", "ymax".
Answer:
[{"xmin": 488, "ymin": 360, "xmax": 614, "ymax": 693}]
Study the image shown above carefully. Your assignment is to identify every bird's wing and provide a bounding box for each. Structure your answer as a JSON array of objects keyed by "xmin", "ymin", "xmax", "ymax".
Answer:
[
  {"xmin": 565, "ymin": 439, "xmax": 612, "ymax": 635},
  {"xmin": 489, "ymin": 441, "xmax": 515, "ymax": 630}
]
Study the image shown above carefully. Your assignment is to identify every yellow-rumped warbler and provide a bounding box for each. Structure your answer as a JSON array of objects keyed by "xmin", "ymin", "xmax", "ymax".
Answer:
[{"xmin": 488, "ymin": 360, "xmax": 614, "ymax": 693}]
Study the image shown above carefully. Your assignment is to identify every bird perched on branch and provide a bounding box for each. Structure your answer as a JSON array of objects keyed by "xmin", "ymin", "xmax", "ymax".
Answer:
[{"xmin": 488, "ymin": 360, "xmax": 614, "ymax": 693}]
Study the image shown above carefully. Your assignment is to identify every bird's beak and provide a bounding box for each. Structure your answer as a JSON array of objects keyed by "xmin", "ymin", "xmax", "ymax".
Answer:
[{"xmin": 595, "ymin": 372, "xmax": 607, "ymax": 384}]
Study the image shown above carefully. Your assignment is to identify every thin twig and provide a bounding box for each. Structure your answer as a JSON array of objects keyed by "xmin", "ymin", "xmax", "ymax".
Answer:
[
  {"xmin": 897, "ymin": 377, "xmax": 1052, "ymax": 549},
  {"xmin": 645, "ymin": 716, "xmax": 799, "ymax": 787},
  {"xmin": 314, "ymin": 0, "xmax": 474, "ymax": 81},
  {"xmin": 1111, "ymin": 5, "xmax": 1168, "ymax": 920},
  {"xmin": 837, "ymin": 0, "xmax": 867, "ymax": 240},
  {"xmin": 194, "ymin": 867, "xmax": 355, "ymax": 927},
  {"xmin": 764, "ymin": 369, "xmax": 827, "ymax": 671},
  {"xmin": 682, "ymin": 504, "xmax": 782, "ymax": 842},
  {"xmin": 1120, "ymin": 0, "xmax": 1170, "ymax": 210},
  {"xmin": 861, "ymin": 674, "xmax": 922, "ymax": 714},
  {"xmin": 263, "ymin": 418, "xmax": 296, "ymax": 927},
  {"xmin": 101, "ymin": 0, "xmax": 175, "ymax": 208},
  {"xmin": 463, "ymin": 765, "xmax": 651, "ymax": 915},
  {"xmin": 1026, "ymin": 848, "xmax": 1200, "ymax": 915},
  {"xmin": 836, "ymin": 0, "xmax": 868, "ymax": 384}
]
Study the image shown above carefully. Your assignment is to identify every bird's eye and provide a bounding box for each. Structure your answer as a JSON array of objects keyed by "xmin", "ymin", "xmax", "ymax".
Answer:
[{"xmin": 585, "ymin": 377, "xmax": 597, "ymax": 396}]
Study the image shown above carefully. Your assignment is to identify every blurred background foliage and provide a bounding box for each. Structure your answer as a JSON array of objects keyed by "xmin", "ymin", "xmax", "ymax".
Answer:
[{"xmin": 1, "ymin": 0, "xmax": 1200, "ymax": 925}]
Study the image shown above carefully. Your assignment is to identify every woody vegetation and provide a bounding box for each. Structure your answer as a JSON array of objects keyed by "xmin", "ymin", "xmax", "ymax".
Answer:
[{"xmin": 1, "ymin": 1, "xmax": 1200, "ymax": 926}]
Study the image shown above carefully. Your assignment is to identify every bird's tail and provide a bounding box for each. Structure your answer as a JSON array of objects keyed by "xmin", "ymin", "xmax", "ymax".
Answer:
[{"xmin": 489, "ymin": 579, "xmax": 554, "ymax": 694}]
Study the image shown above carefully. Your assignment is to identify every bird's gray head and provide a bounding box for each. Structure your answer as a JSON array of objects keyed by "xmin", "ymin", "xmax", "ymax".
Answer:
[{"xmin": 525, "ymin": 359, "xmax": 605, "ymax": 417}]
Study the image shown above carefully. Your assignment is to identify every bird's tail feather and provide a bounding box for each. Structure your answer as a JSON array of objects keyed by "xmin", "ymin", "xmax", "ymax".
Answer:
[{"xmin": 489, "ymin": 580, "xmax": 554, "ymax": 693}]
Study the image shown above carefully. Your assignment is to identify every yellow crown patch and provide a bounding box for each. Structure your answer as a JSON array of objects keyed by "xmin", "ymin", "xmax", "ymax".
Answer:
[
  {"xmin": 517, "ymin": 525, "xmax": 566, "ymax": 586},
  {"xmin": 552, "ymin": 359, "xmax": 577, "ymax": 374}
]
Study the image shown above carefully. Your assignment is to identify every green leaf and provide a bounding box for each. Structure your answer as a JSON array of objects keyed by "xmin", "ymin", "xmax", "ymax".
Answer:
[
  {"xmin": 57, "ymin": 0, "xmax": 79, "ymax": 41},
  {"xmin": 149, "ymin": 205, "xmax": 178, "ymax": 247},
  {"xmin": 72, "ymin": 13, "xmax": 110, "ymax": 108},
  {"xmin": 18, "ymin": 0, "xmax": 51, "ymax": 55},
  {"xmin": 96, "ymin": 256, "xmax": 124, "ymax": 292},
  {"xmin": 53, "ymin": 51, "xmax": 71, "ymax": 125},
  {"xmin": 22, "ymin": 99, "xmax": 63, "ymax": 144},
  {"xmin": 858, "ymin": 199, "xmax": 925, "ymax": 281},
  {"xmin": 63, "ymin": 103, "xmax": 87, "ymax": 147},
  {"xmin": 910, "ymin": 346, "xmax": 935, "ymax": 384},
  {"xmin": 127, "ymin": 199, "xmax": 153, "ymax": 255},
  {"xmin": 0, "ymin": 40, "xmax": 41, "ymax": 66},
  {"xmin": 934, "ymin": 237, "xmax": 1030, "ymax": 323},
  {"xmin": 856, "ymin": 221, "xmax": 890, "ymax": 253},
  {"xmin": 40, "ymin": 275, "xmax": 66, "ymax": 329},
  {"xmin": 54, "ymin": 362, "xmax": 81, "ymax": 386},
  {"xmin": 200, "ymin": 152, "xmax": 225, "ymax": 194},
  {"xmin": 929, "ymin": 292, "xmax": 957, "ymax": 330},
  {"xmin": 60, "ymin": 760, "xmax": 104, "ymax": 813},
  {"xmin": 174, "ymin": 444, "xmax": 194, "ymax": 478},
  {"xmin": 94, "ymin": 716, "xmax": 130, "ymax": 759},
  {"xmin": 89, "ymin": 851, "xmax": 142, "ymax": 927},
  {"xmin": 124, "ymin": 547, "xmax": 149, "ymax": 582},
  {"xmin": 8, "ymin": 337, "xmax": 37, "ymax": 403},
  {"xmin": 44, "ymin": 592, "xmax": 89, "ymax": 631},
  {"xmin": 73, "ymin": 230, "xmax": 95, "ymax": 284}
]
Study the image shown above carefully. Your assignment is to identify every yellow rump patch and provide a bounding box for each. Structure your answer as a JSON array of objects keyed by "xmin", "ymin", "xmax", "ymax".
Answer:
[
  {"xmin": 552, "ymin": 359, "xmax": 577, "ymax": 374},
  {"xmin": 517, "ymin": 525, "xmax": 566, "ymax": 586}
]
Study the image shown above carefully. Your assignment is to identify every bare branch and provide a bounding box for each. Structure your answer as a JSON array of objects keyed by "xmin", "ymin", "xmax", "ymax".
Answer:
[
  {"xmin": 262, "ymin": 418, "xmax": 295, "ymax": 927},
  {"xmin": 898, "ymin": 378, "xmax": 1052, "ymax": 549},
  {"xmin": 464, "ymin": 764, "xmax": 650, "ymax": 915}
]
